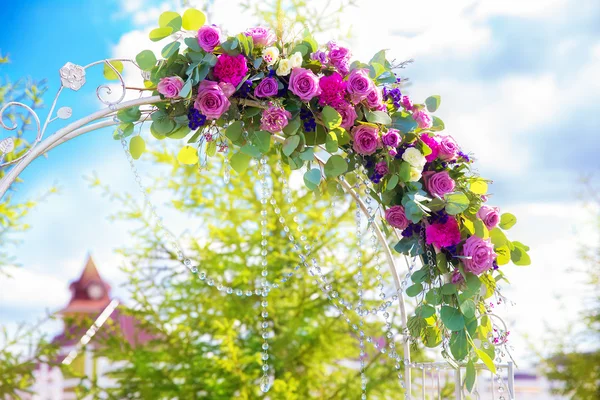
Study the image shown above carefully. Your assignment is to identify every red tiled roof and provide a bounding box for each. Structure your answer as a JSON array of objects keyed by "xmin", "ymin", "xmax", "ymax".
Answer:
[{"xmin": 60, "ymin": 255, "xmax": 112, "ymax": 315}]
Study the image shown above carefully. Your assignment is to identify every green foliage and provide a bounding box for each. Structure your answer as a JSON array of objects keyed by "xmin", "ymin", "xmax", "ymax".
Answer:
[{"xmin": 103, "ymin": 60, "xmax": 124, "ymax": 81}]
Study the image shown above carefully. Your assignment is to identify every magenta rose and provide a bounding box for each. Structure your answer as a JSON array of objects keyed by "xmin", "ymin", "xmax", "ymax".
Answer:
[
  {"xmin": 375, "ymin": 161, "xmax": 389, "ymax": 176},
  {"xmin": 213, "ymin": 53, "xmax": 248, "ymax": 87},
  {"xmin": 451, "ymin": 270, "xmax": 464, "ymax": 284},
  {"xmin": 260, "ymin": 106, "xmax": 291, "ymax": 133},
  {"xmin": 318, "ymin": 72, "xmax": 347, "ymax": 107},
  {"xmin": 254, "ymin": 77, "xmax": 279, "ymax": 98},
  {"xmin": 385, "ymin": 205, "xmax": 409, "ymax": 230},
  {"xmin": 194, "ymin": 80, "xmax": 231, "ymax": 120},
  {"xmin": 351, "ymin": 125, "xmax": 380, "ymax": 155},
  {"xmin": 197, "ymin": 25, "xmax": 222, "ymax": 52},
  {"xmin": 244, "ymin": 26, "xmax": 276, "ymax": 47},
  {"xmin": 157, "ymin": 76, "xmax": 184, "ymax": 98},
  {"xmin": 365, "ymin": 87, "xmax": 385, "ymax": 110},
  {"xmin": 477, "ymin": 205, "xmax": 500, "ymax": 230},
  {"xmin": 425, "ymin": 171, "xmax": 455, "ymax": 197},
  {"xmin": 401, "ymin": 95, "xmax": 413, "ymax": 111},
  {"xmin": 425, "ymin": 217, "xmax": 461, "ymax": 249},
  {"xmin": 288, "ymin": 68, "xmax": 321, "ymax": 101},
  {"xmin": 420, "ymin": 133, "xmax": 440, "ymax": 162},
  {"xmin": 462, "ymin": 235, "xmax": 497, "ymax": 275},
  {"xmin": 335, "ymin": 102, "xmax": 358, "ymax": 130},
  {"xmin": 413, "ymin": 109, "xmax": 433, "ymax": 129},
  {"xmin": 438, "ymin": 135, "xmax": 460, "ymax": 161},
  {"xmin": 347, "ymin": 68, "xmax": 374, "ymax": 103},
  {"xmin": 327, "ymin": 41, "xmax": 351, "ymax": 75},
  {"xmin": 382, "ymin": 129, "xmax": 401, "ymax": 147}
]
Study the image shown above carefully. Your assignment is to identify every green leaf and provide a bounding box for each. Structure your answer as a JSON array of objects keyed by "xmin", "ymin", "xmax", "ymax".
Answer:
[
  {"xmin": 424, "ymin": 326, "xmax": 442, "ymax": 348},
  {"xmin": 510, "ymin": 246, "xmax": 531, "ymax": 266},
  {"xmin": 149, "ymin": 27, "xmax": 173, "ymax": 42},
  {"xmin": 440, "ymin": 306, "xmax": 465, "ymax": 331},
  {"xmin": 425, "ymin": 95, "xmax": 441, "ymax": 113},
  {"xmin": 499, "ymin": 213, "xmax": 517, "ymax": 230},
  {"xmin": 325, "ymin": 130, "xmax": 338, "ymax": 153},
  {"xmin": 462, "ymin": 274, "xmax": 482, "ymax": 298},
  {"xmin": 324, "ymin": 155, "xmax": 348, "ymax": 178},
  {"xmin": 225, "ymin": 121, "xmax": 243, "ymax": 142},
  {"xmin": 240, "ymin": 144, "xmax": 261, "ymax": 158},
  {"xmin": 474, "ymin": 219, "xmax": 489, "ymax": 239},
  {"xmin": 117, "ymin": 106, "xmax": 141, "ymax": 123},
  {"xmin": 391, "ymin": 111, "xmax": 418, "ymax": 133},
  {"xmin": 415, "ymin": 304, "xmax": 435, "ymax": 318},
  {"xmin": 387, "ymin": 174, "xmax": 399, "ymax": 191},
  {"xmin": 425, "ymin": 288, "xmax": 443, "ymax": 305},
  {"xmin": 470, "ymin": 179, "xmax": 488, "ymax": 195},
  {"xmin": 159, "ymin": 11, "xmax": 182, "ymax": 31},
  {"xmin": 129, "ymin": 136, "xmax": 145, "ymax": 160},
  {"xmin": 303, "ymin": 168, "xmax": 322, "ymax": 191},
  {"xmin": 495, "ymin": 245, "xmax": 511, "ymax": 265},
  {"xmin": 393, "ymin": 236, "xmax": 423, "ymax": 257},
  {"xmin": 206, "ymin": 140, "xmax": 217, "ymax": 157},
  {"xmin": 475, "ymin": 347, "xmax": 497, "ymax": 374},
  {"xmin": 431, "ymin": 116, "xmax": 445, "ymax": 131},
  {"xmin": 441, "ymin": 283, "xmax": 457, "ymax": 295},
  {"xmin": 322, "ymin": 106, "xmax": 342, "ymax": 130},
  {"xmin": 253, "ymin": 131, "xmax": 271, "ymax": 154},
  {"xmin": 365, "ymin": 110, "xmax": 392, "ymax": 125},
  {"xmin": 182, "ymin": 8, "xmax": 206, "ymax": 30},
  {"xmin": 406, "ymin": 283, "xmax": 423, "ymax": 297},
  {"xmin": 113, "ymin": 123, "xmax": 134, "ymax": 139},
  {"xmin": 490, "ymin": 228, "xmax": 508, "ymax": 247},
  {"xmin": 398, "ymin": 162, "xmax": 411, "ymax": 183},
  {"xmin": 465, "ymin": 360, "xmax": 476, "ymax": 392},
  {"xmin": 332, "ymin": 127, "xmax": 349, "ymax": 146},
  {"xmin": 459, "ymin": 299, "xmax": 476, "ymax": 319},
  {"xmin": 184, "ymin": 37, "xmax": 202, "ymax": 52},
  {"xmin": 411, "ymin": 269, "xmax": 428, "ymax": 283},
  {"xmin": 166, "ymin": 125, "xmax": 191, "ymax": 139},
  {"xmin": 161, "ymin": 41, "xmax": 181, "ymax": 58},
  {"xmin": 136, "ymin": 50, "xmax": 157, "ymax": 71},
  {"xmin": 282, "ymin": 135, "xmax": 300, "ymax": 157},
  {"xmin": 151, "ymin": 118, "xmax": 176, "ymax": 135},
  {"xmin": 444, "ymin": 192, "xmax": 470, "ymax": 215},
  {"xmin": 177, "ymin": 146, "xmax": 198, "ymax": 165},
  {"xmin": 450, "ymin": 330, "xmax": 468, "ymax": 360},
  {"xmin": 283, "ymin": 117, "xmax": 301, "ymax": 136},
  {"xmin": 436, "ymin": 252, "xmax": 449, "ymax": 274},
  {"xmin": 103, "ymin": 60, "xmax": 124, "ymax": 81},
  {"xmin": 299, "ymin": 148, "xmax": 314, "ymax": 161},
  {"xmin": 230, "ymin": 152, "xmax": 251, "ymax": 173},
  {"xmin": 179, "ymin": 79, "xmax": 192, "ymax": 98}
]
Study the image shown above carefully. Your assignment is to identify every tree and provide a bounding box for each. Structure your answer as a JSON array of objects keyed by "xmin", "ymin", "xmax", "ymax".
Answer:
[
  {"xmin": 542, "ymin": 179, "xmax": 600, "ymax": 399},
  {"xmin": 79, "ymin": 149, "xmax": 425, "ymax": 399}
]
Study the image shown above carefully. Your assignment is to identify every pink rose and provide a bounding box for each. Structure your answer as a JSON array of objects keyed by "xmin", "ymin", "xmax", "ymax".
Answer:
[
  {"xmin": 425, "ymin": 217, "xmax": 461, "ymax": 249},
  {"xmin": 385, "ymin": 205, "xmax": 409, "ymax": 230},
  {"xmin": 425, "ymin": 171, "xmax": 455, "ymax": 197},
  {"xmin": 157, "ymin": 76, "xmax": 184, "ymax": 98},
  {"xmin": 413, "ymin": 109, "xmax": 433, "ymax": 129},
  {"xmin": 288, "ymin": 68, "xmax": 321, "ymax": 101},
  {"xmin": 347, "ymin": 68, "xmax": 374, "ymax": 103},
  {"xmin": 401, "ymin": 95, "xmax": 413, "ymax": 111},
  {"xmin": 213, "ymin": 54, "xmax": 248, "ymax": 87},
  {"xmin": 382, "ymin": 129, "xmax": 401, "ymax": 147},
  {"xmin": 194, "ymin": 80, "xmax": 231, "ymax": 120},
  {"xmin": 462, "ymin": 235, "xmax": 497, "ymax": 275},
  {"xmin": 335, "ymin": 102, "xmax": 358, "ymax": 130},
  {"xmin": 327, "ymin": 41, "xmax": 351, "ymax": 75},
  {"xmin": 254, "ymin": 77, "xmax": 279, "ymax": 98},
  {"xmin": 365, "ymin": 87, "xmax": 385, "ymax": 110},
  {"xmin": 477, "ymin": 205, "xmax": 500, "ymax": 230},
  {"xmin": 451, "ymin": 270, "xmax": 464, "ymax": 284},
  {"xmin": 218, "ymin": 82, "xmax": 236, "ymax": 97},
  {"xmin": 351, "ymin": 125, "xmax": 380, "ymax": 155},
  {"xmin": 260, "ymin": 106, "xmax": 291, "ymax": 133},
  {"xmin": 197, "ymin": 25, "xmax": 222, "ymax": 52},
  {"xmin": 375, "ymin": 161, "xmax": 389, "ymax": 176},
  {"xmin": 438, "ymin": 135, "xmax": 460, "ymax": 161},
  {"xmin": 244, "ymin": 26, "xmax": 276, "ymax": 47},
  {"xmin": 420, "ymin": 133, "xmax": 440, "ymax": 162}
]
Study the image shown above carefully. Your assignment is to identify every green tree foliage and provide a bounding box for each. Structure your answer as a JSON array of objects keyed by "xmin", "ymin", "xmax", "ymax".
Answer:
[
  {"xmin": 80, "ymin": 149, "xmax": 425, "ymax": 399},
  {"xmin": 543, "ymin": 179, "xmax": 600, "ymax": 399}
]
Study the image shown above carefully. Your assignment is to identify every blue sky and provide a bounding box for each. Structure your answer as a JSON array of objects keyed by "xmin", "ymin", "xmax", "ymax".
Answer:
[{"xmin": 1, "ymin": 0, "xmax": 599, "ymax": 368}]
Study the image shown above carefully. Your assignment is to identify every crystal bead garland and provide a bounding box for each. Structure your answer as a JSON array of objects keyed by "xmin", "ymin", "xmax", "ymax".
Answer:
[
  {"xmin": 354, "ymin": 179, "xmax": 368, "ymax": 400},
  {"xmin": 259, "ymin": 155, "xmax": 272, "ymax": 393}
]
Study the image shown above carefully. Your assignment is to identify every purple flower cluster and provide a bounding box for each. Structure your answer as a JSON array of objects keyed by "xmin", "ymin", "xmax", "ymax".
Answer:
[
  {"xmin": 188, "ymin": 108, "xmax": 207, "ymax": 130},
  {"xmin": 383, "ymin": 87, "xmax": 402, "ymax": 108},
  {"xmin": 458, "ymin": 151, "xmax": 471, "ymax": 162},
  {"xmin": 300, "ymin": 108, "xmax": 316, "ymax": 132},
  {"xmin": 401, "ymin": 222, "xmax": 422, "ymax": 238}
]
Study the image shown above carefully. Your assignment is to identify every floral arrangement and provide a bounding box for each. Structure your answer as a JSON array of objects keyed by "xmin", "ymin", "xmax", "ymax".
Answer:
[{"xmin": 112, "ymin": 8, "xmax": 531, "ymax": 383}]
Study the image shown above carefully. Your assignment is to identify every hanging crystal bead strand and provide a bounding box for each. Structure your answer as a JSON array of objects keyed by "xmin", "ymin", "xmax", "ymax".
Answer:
[
  {"xmin": 354, "ymin": 170, "xmax": 368, "ymax": 400},
  {"xmin": 223, "ymin": 146, "xmax": 231, "ymax": 184},
  {"xmin": 259, "ymin": 155, "xmax": 272, "ymax": 393}
]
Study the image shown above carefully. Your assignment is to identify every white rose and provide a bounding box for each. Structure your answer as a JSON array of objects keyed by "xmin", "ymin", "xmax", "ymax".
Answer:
[
  {"xmin": 289, "ymin": 52, "xmax": 303, "ymax": 68},
  {"xmin": 262, "ymin": 46, "xmax": 280, "ymax": 66},
  {"xmin": 409, "ymin": 166, "xmax": 422, "ymax": 182},
  {"xmin": 402, "ymin": 147, "xmax": 426, "ymax": 168},
  {"xmin": 276, "ymin": 59, "xmax": 292, "ymax": 76}
]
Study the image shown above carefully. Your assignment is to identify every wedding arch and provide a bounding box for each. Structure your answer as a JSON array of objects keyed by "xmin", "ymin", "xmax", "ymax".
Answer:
[{"xmin": 0, "ymin": 8, "xmax": 531, "ymax": 399}]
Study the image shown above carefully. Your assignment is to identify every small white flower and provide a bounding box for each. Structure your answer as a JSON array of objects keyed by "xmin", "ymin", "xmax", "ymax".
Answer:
[
  {"xmin": 408, "ymin": 166, "xmax": 422, "ymax": 182},
  {"xmin": 289, "ymin": 51, "xmax": 303, "ymax": 68},
  {"xmin": 402, "ymin": 147, "xmax": 426, "ymax": 168},
  {"xmin": 262, "ymin": 46, "xmax": 280, "ymax": 66},
  {"xmin": 276, "ymin": 59, "xmax": 292, "ymax": 76}
]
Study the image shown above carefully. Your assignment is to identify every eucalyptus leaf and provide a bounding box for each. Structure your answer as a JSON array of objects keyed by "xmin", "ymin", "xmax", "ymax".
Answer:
[
  {"xmin": 303, "ymin": 168, "xmax": 322, "ymax": 191},
  {"xmin": 177, "ymin": 146, "xmax": 198, "ymax": 165},
  {"xmin": 182, "ymin": 8, "xmax": 206, "ymax": 30},
  {"xmin": 445, "ymin": 192, "xmax": 470, "ymax": 215},
  {"xmin": 440, "ymin": 306, "xmax": 465, "ymax": 331},
  {"xmin": 136, "ymin": 50, "xmax": 157, "ymax": 71},
  {"xmin": 425, "ymin": 95, "xmax": 441, "ymax": 113},
  {"xmin": 499, "ymin": 213, "xmax": 517, "ymax": 230},
  {"xmin": 324, "ymin": 155, "xmax": 347, "ymax": 178},
  {"xmin": 230, "ymin": 152, "xmax": 252, "ymax": 173},
  {"xmin": 406, "ymin": 283, "xmax": 423, "ymax": 297},
  {"xmin": 282, "ymin": 135, "xmax": 300, "ymax": 156},
  {"xmin": 129, "ymin": 136, "xmax": 145, "ymax": 160}
]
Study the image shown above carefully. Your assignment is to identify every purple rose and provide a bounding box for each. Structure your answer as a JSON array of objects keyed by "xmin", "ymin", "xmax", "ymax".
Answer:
[
  {"xmin": 244, "ymin": 26, "xmax": 276, "ymax": 47},
  {"xmin": 347, "ymin": 68, "xmax": 374, "ymax": 103},
  {"xmin": 413, "ymin": 109, "xmax": 433, "ymax": 129},
  {"xmin": 260, "ymin": 106, "xmax": 292, "ymax": 133},
  {"xmin": 327, "ymin": 41, "xmax": 351, "ymax": 75},
  {"xmin": 375, "ymin": 161, "xmax": 389, "ymax": 176},
  {"xmin": 462, "ymin": 235, "xmax": 497, "ymax": 275},
  {"xmin": 438, "ymin": 135, "xmax": 460, "ymax": 161},
  {"xmin": 311, "ymin": 50, "xmax": 328, "ymax": 65},
  {"xmin": 389, "ymin": 148, "xmax": 397, "ymax": 157},
  {"xmin": 451, "ymin": 270, "xmax": 464, "ymax": 284},
  {"xmin": 197, "ymin": 25, "xmax": 222, "ymax": 52},
  {"xmin": 385, "ymin": 205, "xmax": 409, "ymax": 230},
  {"xmin": 194, "ymin": 80, "xmax": 231, "ymax": 120},
  {"xmin": 213, "ymin": 53, "xmax": 248, "ymax": 87},
  {"xmin": 335, "ymin": 102, "xmax": 358, "ymax": 130},
  {"xmin": 288, "ymin": 68, "xmax": 322, "ymax": 101},
  {"xmin": 254, "ymin": 77, "xmax": 279, "ymax": 98},
  {"xmin": 477, "ymin": 205, "xmax": 500, "ymax": 230},
  {"xmin": 425, "ymin": 171, "xmax": 455, "ymax": 197},
  {"xmin": 382, "ymin": 129, "xmax": 401, "ymax": 147},
  {"xmin": 401, "ymin": 95, "xmax": 413, "ymax": 111},
  {"xmin": 351, "ymin": 125, "xmax": 380, "ymax": 155},
  {"xmin": 157, "ymin": 76, "xmax": 184, "ymax": 98}
]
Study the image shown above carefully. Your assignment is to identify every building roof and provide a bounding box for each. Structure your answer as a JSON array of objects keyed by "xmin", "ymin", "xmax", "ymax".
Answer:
[{"xmin": 60, "ymin": 255, "xmax": 112, "ymax": 314}]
